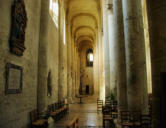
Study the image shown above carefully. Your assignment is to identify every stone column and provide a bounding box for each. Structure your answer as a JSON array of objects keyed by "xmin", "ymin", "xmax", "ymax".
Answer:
[
  {"xmin": 37, "ymin": 0, "xmax": 49, "ymax": 113},
  {"xmin": 97, "ymin": 28, "xmax": 105, "ymax": 101},
  {"xmin": 103, "ymin": 0, "xmax": 111, "ymax": 99},
  {"xmin": 147, "ymin": 0, "xmax": 166, "ymax": 127},
  {"xmin": 95, "ymin": 29, "xmax": 100, "ymax": 98},
  {"xmin": 113, "ymin": 0, "xmax": 128, "ymax": 121},
  {"xmin": 122, "ymin": 0, "xmax": 148, "ymax": 114},
  {"xmin": 58, "ymin": 1, "xmax": 67, "ymax": 101},
  {"xmin": 67, "ymin": 20, "xmax": 72, "ymax": 102},
  {"xmin": 93, "ymin": 42, "xmax": 99, "ymax": 97},
  {"xmin": 107, "ymin": 5, "xmax": 118, "ymax": 99},
  {"xmin": 71, "ymin": 39, "xmax": 76, "ymax": 100}
]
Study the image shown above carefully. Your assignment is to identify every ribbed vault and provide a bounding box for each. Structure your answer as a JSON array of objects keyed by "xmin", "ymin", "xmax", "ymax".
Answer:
[{"xmin": 67, "ymin": 0, "xmax": 101, "ymax": 47}]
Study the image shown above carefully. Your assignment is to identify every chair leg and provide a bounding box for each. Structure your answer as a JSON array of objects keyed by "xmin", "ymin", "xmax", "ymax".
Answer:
[{"xmin": 103, "ymin": 120, "xmax": 105, "ymax": 128}]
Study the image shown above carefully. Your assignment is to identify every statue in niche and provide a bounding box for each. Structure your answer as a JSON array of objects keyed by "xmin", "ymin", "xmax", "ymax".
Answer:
[
  {"xmin": 47, "ymin": 71, "xmax": 52, "ymax": 97},
  {"xmin": 10, "ymin": 0, "xmax": 27, "ymax": 56}
]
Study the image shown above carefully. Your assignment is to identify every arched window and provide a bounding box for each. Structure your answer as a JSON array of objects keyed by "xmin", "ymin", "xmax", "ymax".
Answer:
[
  {"xmin": 86, "ymin": 49, "xmax": 93, "ymax": 67},
  {"xmin": 49, "ymin": 0, "xmax": 59, "ymax": 27}
]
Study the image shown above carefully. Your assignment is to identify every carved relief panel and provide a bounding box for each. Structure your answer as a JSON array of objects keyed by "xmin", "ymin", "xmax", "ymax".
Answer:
[{"xmin": 10, "ymin": 0, "xmax": 27, "ymax": 56}]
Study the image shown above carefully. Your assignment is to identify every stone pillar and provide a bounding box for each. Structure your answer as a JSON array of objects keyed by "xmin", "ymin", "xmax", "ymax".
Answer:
[
  {"xmin": 147, "ymin": 0, "xmax": 166, "ymax": 127},
  {"xmin": 107, "ymin": 6, "xmax": 118, "ymax": 99},
  {"xmin": 67, "ymin": 20, "xmax": 73, "ymax": 102},
  {"xmin": 97, "ymin": 28, "xmax": 105, "ymax": 101},
  {"xmin": 122, "ymin": 0, "xmax": 148, "ymax": 114},
  {"xmin": 93, "ymin": 42, "xmax": 99, "ymax": 97},
  {"xmin": 58, "ymin": 1, "xmax": 67, "ymax": 101},
  {"xmin": 71, "ymin": 39, "xmax": 76, "ymax": 100},
  {"xmin": 103, "ymin": 0, "xmax": 111, "ymax": 99},
  {"xmin": 95, "ymin": 30, "xmax": 100, "ymax": 98},
  {"xmin": 113, "ymin": 0, "xmax": 128, "ymax": 121},
  {"xmin": 37, "ymin": 0, "xmax": 49, "ymax": 113}
]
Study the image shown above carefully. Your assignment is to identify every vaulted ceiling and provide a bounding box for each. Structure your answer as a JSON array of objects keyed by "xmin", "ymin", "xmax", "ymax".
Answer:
[{"xmin": 66, "ymin": 0, "xmax": 102, "ymax": 48}]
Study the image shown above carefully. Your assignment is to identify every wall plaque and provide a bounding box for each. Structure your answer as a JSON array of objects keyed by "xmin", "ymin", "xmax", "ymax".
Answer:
[
  {"xmin": 10, "ymin": 0, "xmax": 27, "ymax": 56},
  {"xmin": 5, "ymin": 63, "xmax": 23, "ymax": 94}
]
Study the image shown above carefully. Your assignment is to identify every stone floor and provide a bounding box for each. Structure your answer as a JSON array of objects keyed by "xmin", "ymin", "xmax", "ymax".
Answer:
[{"xmin": 48, "ymin": 96, "xmax": 116, "ymax": 128}]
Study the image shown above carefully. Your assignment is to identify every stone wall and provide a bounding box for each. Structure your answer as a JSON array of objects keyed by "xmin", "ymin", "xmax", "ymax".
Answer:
[
  {"xmin": 147, "ymin": 0, "xmax": 166, "ymax": 127},
  {"xmin": 80, "ymin": 42, "xmax": 94, "ymax": 95},
  {"xmin": 0, "ymin": 0, "xmax": 62, "ymax": 127},
  {"xmin": 0, "ymin": 0, "xmax": 41, "ymax": 127}
]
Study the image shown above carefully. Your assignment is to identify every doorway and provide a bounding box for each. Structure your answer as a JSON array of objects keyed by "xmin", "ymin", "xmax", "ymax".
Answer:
[{"xmin": 86, "ymin": 85, "xmax": 89, "ymax": 94}]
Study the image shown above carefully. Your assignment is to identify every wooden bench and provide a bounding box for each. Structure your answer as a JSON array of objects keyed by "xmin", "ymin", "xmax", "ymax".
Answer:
[
  {"xmin": 66, "ymin": 116, "xmax": 79, "ymax": 128},
  {"xmin": 30, "ymin": 109, "xmax": 48, "ymax": 128}
]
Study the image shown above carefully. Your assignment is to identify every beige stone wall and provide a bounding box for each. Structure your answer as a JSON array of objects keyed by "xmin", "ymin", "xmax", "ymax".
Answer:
[
  {"xmin": 0, "ymin": 0, "xmax": 41, "ymax": 127},
  {"xmin": 0, "ymin": 0, "xmax": 63, "ymax": 127}
]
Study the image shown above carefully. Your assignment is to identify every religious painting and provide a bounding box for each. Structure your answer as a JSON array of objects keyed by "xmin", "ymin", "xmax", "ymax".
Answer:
[
  {"xmin": 5, "ymin": 63, "xmax": 23, "ymax": 94},
  {"xmin": 10, "ymin": 0, "xmax": 27, "ymax": 56}
]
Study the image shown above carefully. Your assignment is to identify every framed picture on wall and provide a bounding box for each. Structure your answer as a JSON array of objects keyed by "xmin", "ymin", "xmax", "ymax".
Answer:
[{"xmin": 5, "ymin": 63, "xmax": 23, "ymax": 94}]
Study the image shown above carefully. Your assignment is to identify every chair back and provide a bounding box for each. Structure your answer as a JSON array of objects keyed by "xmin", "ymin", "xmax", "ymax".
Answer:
[
  {"xmin": 112, "ymin": 101, "xmax": 118, "ymax": 112},
  {"xmin": 97, "ymin": 99, "xmax": 103, "ymax": 111},
  {"xmin": 121, "ymin": 111, "xmax": 131, "ymax": 123},
  {"xmin": 141, "ymin": 115, "xmax": 152, "ymax": 128},
  {"xmin": 105, "ymin": 100, "xmax": 111, "ymax": 106},
  {"xmin": 102, "ymin": 106, "xmax": 112, "ymax": 116},
  {"xmin": 30, "ymin": 109, "xmax": 38, "ymax": 122},
  {"xmin": 131, "ymin": 111, "xmax": 141, "ymax": 122}
]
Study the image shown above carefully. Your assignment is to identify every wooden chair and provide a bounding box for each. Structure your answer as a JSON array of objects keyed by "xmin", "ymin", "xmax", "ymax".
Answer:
[
  {"xmin": 131, "ymin": 111, "xmax": 141, "ymax": 128},
  {"xmin": 121, "ymin": 111, "xmax": 133, "ymax": 128},
  {"xmin": 97, "ymin": 99, "xmax": 103, "ymax": 113},
  {"xmin": 48, "ymin": 104, "xmax": 58, "ymax": 121},
  {"xmin": 141, "ymin": 115, "xmax": 152, "ymax": 128},
  {"xmin": 102, "ymin": 106, "xmax": 112, "ymax": 115},
  {"xmin": 66, "ymin": 116, "xmax": 79, "ymax": 128},
  {"xmin": 112, "ymin": 101, "xmax": 118, "ymax": 112},
  {"xmin": 102, "ymin": 106, "xmax": 114, "ymax": 128},
  {"xmin": 30, "ymin": 109, "xmax": 48, "ymax": 128},
  {"xmin": 105, "ymin": 100, "xmax": 111, "ymax": 106}
]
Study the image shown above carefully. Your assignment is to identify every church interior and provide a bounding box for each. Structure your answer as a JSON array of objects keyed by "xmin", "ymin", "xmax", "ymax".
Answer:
[{"xmin": 0, "ymin": 0, "xmax": 166, "ymax": 128}]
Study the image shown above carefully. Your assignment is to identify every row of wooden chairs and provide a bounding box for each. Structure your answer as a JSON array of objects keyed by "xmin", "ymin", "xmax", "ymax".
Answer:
[
  {"xmin": 30, "ymin": 109, "xmax": 48, "ymax": 128},
  {"xmin": 97, "ymin": 99, "xmax": 118, "ymax": 112},
  {"xmin": 102, "ymin": 100, "xmax": 118, "ymax": 127},
  {"xmin": 30, "ymin": 100, "xmax": 69, "ymax": 128},
  {"xmin": 102, "ymin": 106, "xmax": 115, "ymax": 128},
  {"xmin": 148, "ymin": 94, "xmax": 152, "ymax": 118},
  {"xmin": 105, "ymin": 100, "xmax": 118, "ymax": 106},
  {"xmin": 121, "ymin": 111, "xmax": 152, "ymax": 128},
  {"xmin": 48, "ymin": 101, "xmax": 69, "ymax": 121}
]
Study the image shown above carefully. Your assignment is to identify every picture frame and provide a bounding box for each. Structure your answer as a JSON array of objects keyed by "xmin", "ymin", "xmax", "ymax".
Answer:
[{"xmin": 5, "ymin": 63, "xmax": 23, "ymax": 94}]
